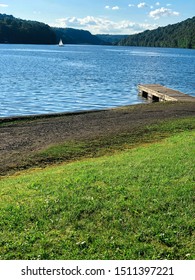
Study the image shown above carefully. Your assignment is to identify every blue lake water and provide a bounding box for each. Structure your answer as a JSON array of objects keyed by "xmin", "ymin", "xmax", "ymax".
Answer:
[{"xmin": 0, "ymin": 44, "xmax": 195, "ymax": 117}]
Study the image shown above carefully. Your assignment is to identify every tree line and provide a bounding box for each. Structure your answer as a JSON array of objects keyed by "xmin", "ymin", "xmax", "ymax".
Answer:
[
  {"xmin": 0, "ymin": 13, "xmax": 195, "ymax": 48},
  {"xmin": 0, "ymin": 14, "xmax": 56, "ymax": 44},
  {"xmin": 0, "ymin": 14, "xmax": 105, "ymax": 45},
  {"xmin": 117, "ymin": 17, "xmax": 195, "ymax": 49}
]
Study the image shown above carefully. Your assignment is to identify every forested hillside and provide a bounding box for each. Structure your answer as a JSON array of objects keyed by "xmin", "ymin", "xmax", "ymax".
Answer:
[
  {"xmin": 96, "ymin": 34, "xmax": 128, "ymax": 44},
  {"xmin": 0, "ymin": 14, "xmax": 106, "ymax": 45},
  {"xmin": 0, "ymin": 14, "xmax": 56, "ymax": 44},
  {"xmin": 53, "ymin": 27, "xmax": 106, "ymax": 45},
  {"xmin": 118, "ymin": 16, "xmax": 195, "ymax": 49},
  {"xmin": 1, "ymin": 13, "xmax": 194, "ymax": 48}
]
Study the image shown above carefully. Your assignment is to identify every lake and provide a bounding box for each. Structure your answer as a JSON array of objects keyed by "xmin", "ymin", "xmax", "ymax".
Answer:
[{"xmin": 0, "ymin": 44, "xmax": 195, "ymax": 117}]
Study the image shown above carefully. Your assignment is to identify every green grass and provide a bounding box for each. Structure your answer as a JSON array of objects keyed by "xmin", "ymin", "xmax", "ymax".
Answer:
[{"xmin": 0, "ymin": 123, "xmax": 194, "ymax": 260}]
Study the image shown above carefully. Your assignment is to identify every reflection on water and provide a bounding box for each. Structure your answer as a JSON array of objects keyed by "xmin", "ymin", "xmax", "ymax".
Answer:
[{"xmin": 0, "ymin": 44, "xmax": 194, "ymax": 117}]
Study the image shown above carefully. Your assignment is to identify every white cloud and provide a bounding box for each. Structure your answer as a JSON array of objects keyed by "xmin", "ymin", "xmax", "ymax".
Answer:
[
  {"xmin": 137, "ymin": 2, "xmax": 147, "ymax": 8},
  {"xmin": 149, "ymin": 7, "xmax": 179, "ymax": 19},
  {"xmin": 105, "ymin": 5, "xmax": 119, "ymax": 10},
  {"xmin": 0, "ymin": 3, "xmax": 8, "ymax": 7},
  {"xmin": 155, "ymin": 2, "xmax": 160, "ymax": 6},
  {"xmin": 166, "ymin": 4, "xmax": 172, "ymax": 7},
  {"xmin": 112, "ymin": 6, "xmax": 119, "ymax": 10},
  {"xmin": 53, "ymin": 16, "xmax": 157, "ymax": 35},
  {"xmin": 128, "ymin": 4, "xmax": 135, "ymax": 7}
]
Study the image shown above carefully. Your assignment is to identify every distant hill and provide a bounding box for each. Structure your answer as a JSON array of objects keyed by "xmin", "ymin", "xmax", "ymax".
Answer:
[
  {"xmin": 0, "ymin": 14, "xmax": 56, "ymax": 44},
  {"xmin": 118, "ymin": 16, "xmax": 195, "ymax": 49},
  {"xmin": 96, "ymin": 34, "xmax": 128, "ymax": 45},
  {"xmin": 53, "ymin": 27, "xmax": 107, "ymax": 45},
  {"xmin": 1, "ymin": 13, "xmax": 194, "ymax": 48},
  {"xmin": 0, "ymin": 13, "xmax": 107, "ymax": 45}
]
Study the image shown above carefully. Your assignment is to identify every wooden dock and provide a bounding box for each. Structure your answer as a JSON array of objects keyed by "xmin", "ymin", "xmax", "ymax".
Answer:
[{"xmin": 138, "ymin": 84, "xmax": 195, "ymax": 102}]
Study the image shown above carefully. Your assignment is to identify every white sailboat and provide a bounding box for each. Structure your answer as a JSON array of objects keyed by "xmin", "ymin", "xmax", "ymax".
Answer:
[{"xmin": 59, "ymin": 38, "xmax": 64, "ymax": 47}]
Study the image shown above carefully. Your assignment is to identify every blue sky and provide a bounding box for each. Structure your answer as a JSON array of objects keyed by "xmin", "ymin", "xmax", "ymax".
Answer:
[{"xmin": 0, "ymin": 1, "xmax": 194, "ymax": 34}]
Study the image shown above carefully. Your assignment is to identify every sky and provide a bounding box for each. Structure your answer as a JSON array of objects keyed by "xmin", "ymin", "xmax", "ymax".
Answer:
[{"xmin": 0, "ymin": 1, "xmax": 194, "ymax": 34}]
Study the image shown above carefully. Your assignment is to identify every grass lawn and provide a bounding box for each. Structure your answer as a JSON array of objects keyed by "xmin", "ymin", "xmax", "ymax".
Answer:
[{"xmin": 0, "ymin": 118, "xmax": 194, "ymax": 260}]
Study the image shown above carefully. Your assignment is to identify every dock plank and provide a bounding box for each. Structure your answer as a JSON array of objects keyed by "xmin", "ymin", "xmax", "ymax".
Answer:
[{"xmin": 138, "ymin": 84, "xmax": 195, "ymax": 102}]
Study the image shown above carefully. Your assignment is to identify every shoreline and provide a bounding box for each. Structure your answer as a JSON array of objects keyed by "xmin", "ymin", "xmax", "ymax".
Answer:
[
  {"xmin": 1, "ymin": 102, "xmax": 195, "ymax": 176},
  {"xmin": 0, "ymin": 107, "xmax": 109, "ymax": 123}
]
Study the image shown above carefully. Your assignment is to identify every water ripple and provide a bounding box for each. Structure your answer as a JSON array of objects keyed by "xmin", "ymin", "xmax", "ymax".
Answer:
[{"xmin": 0, "ymin": 45, "xmax": 194, "ymax": 117}]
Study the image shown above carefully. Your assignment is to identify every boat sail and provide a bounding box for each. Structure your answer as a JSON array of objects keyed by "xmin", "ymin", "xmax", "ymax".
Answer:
[{"xmin": 59, "ymin": 38, "xmax": 64, "ymax": 47}]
